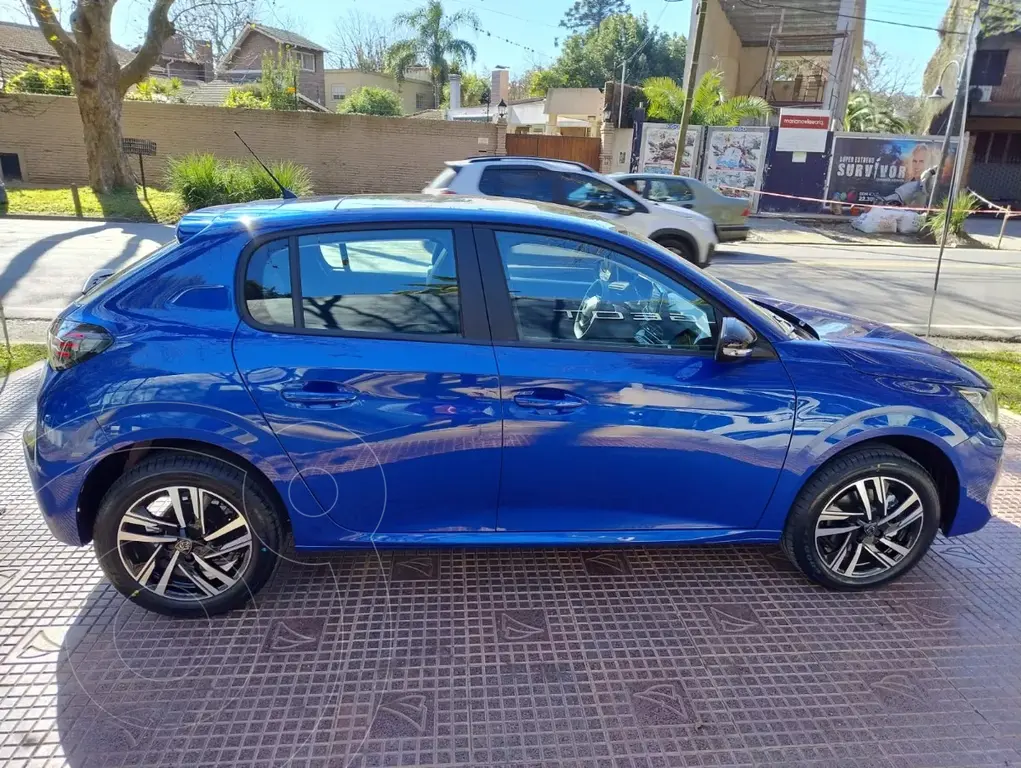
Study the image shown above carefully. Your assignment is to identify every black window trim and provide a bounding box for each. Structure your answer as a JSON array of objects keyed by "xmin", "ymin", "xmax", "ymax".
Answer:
[
  {"xmin": 235, "ymin": 221, "xmax": 491, "ymax": 344},
  {"xmin": 479, "ymin": 164, "xmax": 649, "ymax": 214},
  {"xmin": 472, "ymin": 223, "xmax": 753, "ymax": 358},
  {"xmin": 557, "ymin": 171, "xmax": 649, "ymax": 214}
]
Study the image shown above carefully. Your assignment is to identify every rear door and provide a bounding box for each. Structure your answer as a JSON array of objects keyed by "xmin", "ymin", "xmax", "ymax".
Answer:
[{"xmin": 233, "ymin": 224, "xmax": 502, "ymax": 536}]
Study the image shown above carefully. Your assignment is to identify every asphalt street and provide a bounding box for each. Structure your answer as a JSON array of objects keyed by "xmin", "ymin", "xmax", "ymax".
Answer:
[{"xmin": 0, "ymin": 218, "xmax": 1018, "ymax": 339}]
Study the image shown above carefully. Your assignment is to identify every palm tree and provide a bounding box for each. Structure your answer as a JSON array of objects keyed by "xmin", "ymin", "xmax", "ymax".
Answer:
[
  {"xmin": 642, "ymin": 70, "xmax": 772, "ymax": 126},
  {"xmin": 845, "ymin": 92, "xmax": 909, "ymax": 133},
  {"xmin": 386, "ymin": 1, "xmax": 479, "ymax": 109}
]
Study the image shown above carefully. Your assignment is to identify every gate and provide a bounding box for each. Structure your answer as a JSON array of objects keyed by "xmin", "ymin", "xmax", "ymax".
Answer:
[{"xmin": 505, "ymin": 134, "xmax": 602, "ymax": 170}]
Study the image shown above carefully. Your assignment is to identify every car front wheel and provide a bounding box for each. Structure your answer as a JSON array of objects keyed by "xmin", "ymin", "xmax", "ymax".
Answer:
[
  {"xmin": 656, "ymin": 237, "xmax": 703, "ymax": 268},
  {"xmin": 92, "ymin": 453, "xmax": 283, "ymax": 617},
  {"xmin": 782, "ymin": 446, "xmax": 941, "ymax": 589}
]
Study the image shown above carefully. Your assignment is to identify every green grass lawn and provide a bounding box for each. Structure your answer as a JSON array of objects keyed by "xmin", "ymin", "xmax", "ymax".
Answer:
[
  {"xmin": 956, "ymin": 351, "xmax": 1021, "ymax": 412},
  {"xmin": 5, "ymin": 186, "xmax": 185, "ymax": 224},
  {"xmin": 0, "ymin": 344, "xmax": 47, "ymax": 376}
]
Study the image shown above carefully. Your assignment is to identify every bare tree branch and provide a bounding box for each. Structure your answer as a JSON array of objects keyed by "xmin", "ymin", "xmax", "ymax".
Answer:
[
  {"xmin": 119, "ymin": 0, "xmax": 177, "ymax": 92},
  {"xmin": 173, "ymin": 0, "xmax": 261, "ymax": 60},
  {"xmin": 329, "ymin": 10, "xmax": 400, "ymax": 71},
  {"xmin": 26, "ymin": 0, "xmax": 78, "ymax": 60}
]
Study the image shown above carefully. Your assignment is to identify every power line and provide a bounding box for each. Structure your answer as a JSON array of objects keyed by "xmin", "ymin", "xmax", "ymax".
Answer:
[{"xmin": 733, "ymin": 0, "xmax": 969, "ymax": 34}]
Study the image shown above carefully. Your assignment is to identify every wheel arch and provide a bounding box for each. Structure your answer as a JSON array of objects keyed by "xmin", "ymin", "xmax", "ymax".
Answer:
[
  {"xmin": 76, "ymin": 438, "xmax": 290, "ymax": 545},
  {"xmin": 648, "ymin": 228, "xmax": 698, "ymax": 253}
]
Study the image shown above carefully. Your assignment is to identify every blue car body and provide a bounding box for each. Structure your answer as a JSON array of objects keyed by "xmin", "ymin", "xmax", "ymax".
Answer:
[{"xmin": 24, "ymin": 196, "xmax": 1004, "ymax": 551}]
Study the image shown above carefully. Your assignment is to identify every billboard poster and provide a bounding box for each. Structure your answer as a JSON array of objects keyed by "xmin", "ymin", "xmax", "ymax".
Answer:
[
  {"xmin": 703, "ymin": 126, "xmax": 769, "ymax": 211},
  {"xmin": 826, "ymin": 134, "xmax": 960, "ymax": 210},
  {"xmin": 638, "ymin": 124, "xmax": 703, "ymax": 176}
]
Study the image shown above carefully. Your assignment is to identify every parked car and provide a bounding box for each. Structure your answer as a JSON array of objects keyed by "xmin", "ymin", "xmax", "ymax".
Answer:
[
  {"xmin": 26, "ymin": 196, "xmax": 1004, "ymax": 617},
  {"xmin": 424, "ymin": 157, "xmax": 718, "ymax": 267},
  {"xmin": 612, "ymin": 172, "xmax": 751, "ymax": 242}
]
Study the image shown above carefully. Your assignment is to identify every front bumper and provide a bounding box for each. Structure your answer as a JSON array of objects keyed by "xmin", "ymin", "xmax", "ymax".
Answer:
[{"xmin": 944, "ymin": 427, "xmax": 1006, "ymax": 537}]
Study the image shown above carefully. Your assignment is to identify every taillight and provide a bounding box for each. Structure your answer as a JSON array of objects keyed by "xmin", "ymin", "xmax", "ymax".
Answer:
[
  {"xmin": 47, "ymin": 319, "xmax": 113, "ymax": 371},
  {"xmin": 741, "ymin": 207, "xmax": 750, "ymax": 217}
]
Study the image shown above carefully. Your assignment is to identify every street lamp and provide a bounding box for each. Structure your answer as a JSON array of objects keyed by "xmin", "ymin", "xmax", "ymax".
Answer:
[
  {"xmin": 925, "ymin": 59, "xmax": 962, "ymax": 214},
  {"xmin": 497, "ymin": 99, "xmax": 507, "ymax": 121}
]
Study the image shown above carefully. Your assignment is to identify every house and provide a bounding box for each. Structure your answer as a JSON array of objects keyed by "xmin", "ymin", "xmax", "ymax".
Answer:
[
  {"xmin": 324, "ymin": 69, "xmax": 435, "ymax": 113},
  {"xmin": 219, "ymin": 24, "xmax": 328, "ymax": 106},
  {"xmin": 684, "ymin": 0, "xmax": 865, "ymax": 121},
  {"xmin": 925, "ymin": 15, "xmax": 1021, "ymax": 207},
  {"xmin": 144, "ymin": 33, "xmax": 213, "ymax": 82},
  {"xmin": 0, "ymin": 19, "xmax": 135, "ymax": 84},
  {"xmin": 176, "ymin": 78, "xmax": 329, "ymax": 111}
]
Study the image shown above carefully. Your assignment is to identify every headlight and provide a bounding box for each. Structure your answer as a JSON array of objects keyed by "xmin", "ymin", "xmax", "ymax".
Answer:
[{"xmin": 957, "ymin": 386, "xmax": 999, "ymax": 427}]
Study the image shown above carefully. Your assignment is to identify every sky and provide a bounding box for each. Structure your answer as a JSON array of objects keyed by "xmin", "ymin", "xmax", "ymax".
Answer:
[{"xmin": 0, "ymin": 0, "xmax": 948, "ymax": 95}]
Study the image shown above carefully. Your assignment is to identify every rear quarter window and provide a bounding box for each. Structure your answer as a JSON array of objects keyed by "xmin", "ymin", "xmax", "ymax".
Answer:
[{"xmin": 478, "ymin": 167, "xmax": 557, "ymax": 202}]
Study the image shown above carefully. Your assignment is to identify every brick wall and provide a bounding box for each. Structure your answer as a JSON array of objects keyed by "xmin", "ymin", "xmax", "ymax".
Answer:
[{"xmin": 0, "ymin": 94, "xmax": 506, "ymax": 193}]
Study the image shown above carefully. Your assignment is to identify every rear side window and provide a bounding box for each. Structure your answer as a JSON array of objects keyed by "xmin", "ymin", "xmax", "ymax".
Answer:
[
  {"xmin": 479, "ymin": 167, "xmax": 556, "ymax": 202},
  {"xmin": 244, "ymin": 240, "xmax": 293, "ymax": 327},
  {"xmin": 298, "ymin": 229, "xmax": 461, "ymax": 336}
]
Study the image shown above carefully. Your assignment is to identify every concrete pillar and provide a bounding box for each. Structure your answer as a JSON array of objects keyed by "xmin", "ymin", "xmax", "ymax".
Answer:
[
  {"xmin": 449, "ymin": 74, "xmax": 461, "ymax": 109},
  {"xmin": 600, "ymin": 122, "xmax": 615, "ymax": 174},
  {"xmin": 823, "ymin": 0, "xmax": 857, "ymax": 125},
  {"xmin": 686, "ymin": 0, "xmax": 741, "ymax": 93}
]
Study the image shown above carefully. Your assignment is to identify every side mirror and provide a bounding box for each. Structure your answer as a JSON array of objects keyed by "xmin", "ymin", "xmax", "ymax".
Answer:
[
  {"xmin": 614, "ymin": 204, "xmax": 636, "ymax": 216},
  {"xmin": 716, "ymin": 317, "xmax": 757, "ymax": 362}
]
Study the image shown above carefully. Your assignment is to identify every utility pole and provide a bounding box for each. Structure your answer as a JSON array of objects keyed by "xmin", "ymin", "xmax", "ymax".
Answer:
[
  {"xmin": 672, "ymin": 0, "xmax": 707, "ymax": 174},
  {"xmin": 925, "ymin": 0, "xmax": 986, "ymax": 336}
]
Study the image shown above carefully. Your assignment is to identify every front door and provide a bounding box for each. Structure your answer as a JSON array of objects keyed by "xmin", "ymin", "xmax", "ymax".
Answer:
[
  {"xmin": 477, "ymin": 227, "xmax": 796, "ymax": 532},
  {"xmin": 233, "ymin": 225, "xmax": 501, "ymax": 535}
]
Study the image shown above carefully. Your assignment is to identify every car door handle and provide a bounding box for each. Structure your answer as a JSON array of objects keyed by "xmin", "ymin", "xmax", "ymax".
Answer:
[
  {"xmin": 281, "ymin": 383, "xmax": 358, "ymax": 406},
  {"xmin": 513, "ymin": 390, "xmax": 586, "ymax": 411}
]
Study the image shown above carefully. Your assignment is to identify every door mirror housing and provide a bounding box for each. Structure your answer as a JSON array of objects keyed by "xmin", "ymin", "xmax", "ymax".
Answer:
[{"xmin": 716, "ymin": 317, "xmax": 757, "ymax": 361}]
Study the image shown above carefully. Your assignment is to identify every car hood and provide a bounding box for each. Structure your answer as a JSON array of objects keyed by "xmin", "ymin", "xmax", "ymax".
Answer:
[{"xmin": 752, "ymin": 296, "xmax": 989, "ymax": 388}]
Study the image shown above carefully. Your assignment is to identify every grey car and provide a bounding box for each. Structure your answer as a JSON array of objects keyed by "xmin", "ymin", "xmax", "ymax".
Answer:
[{"xmin": 611, "ymin": 173, "xmax": 750, "ymax": 242}]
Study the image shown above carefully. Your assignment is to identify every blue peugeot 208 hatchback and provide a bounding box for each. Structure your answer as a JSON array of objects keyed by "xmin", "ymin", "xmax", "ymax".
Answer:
[{"xmin": 24, "ymin": 196, "xmax": 1004, "ymax": 616}]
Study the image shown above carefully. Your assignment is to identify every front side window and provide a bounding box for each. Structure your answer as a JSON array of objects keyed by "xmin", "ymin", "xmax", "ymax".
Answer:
[
  {"xmin": 297, "ymin": 229, "xmax": 461, "ymax": 336},
  {"xmin": 647, "ymin": 179, "xmax": 694, "ymax": 203},
  {"xmin": 245, "ymin": 239, "xmax": 293, "ymax": 327},
  {"xmin": 479, "ymin": 167, "xmax": 557, "ymax": 202},
  {"xmin": 494, "ymin": 231, "xmax": 717, "ymax": 351},
  {"xmin": 560, "ymin": 173, "xmax": 638, "ymax": 214}
]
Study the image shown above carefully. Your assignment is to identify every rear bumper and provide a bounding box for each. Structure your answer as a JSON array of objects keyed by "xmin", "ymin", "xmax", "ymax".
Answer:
[{"xmin": 716, "ymin": 225, "xmax": 749, "ymax": 242}]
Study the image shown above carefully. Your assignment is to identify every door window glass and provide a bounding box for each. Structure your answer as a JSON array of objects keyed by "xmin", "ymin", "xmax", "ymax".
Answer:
[
  {"xmin": 297, "ymin": 230, "xmax": 461, "ymax": 336},
  {"xmin": 479, "ymin": 167, "xmax": 557, "ymax": 202},
  {"xmin": 647, "ymin": 179, "xmax": 694, "ymax": 203},
  {"xmin": 494, "ymin": 231, "xmax": 717, "ymax": 351},
  {"xmin": 561, "ymin": 173, "xmax": 638, "ymax": 214},
  {"xmin": 245, "ymin": 239, "xmax": 293, "ymax": 327}
]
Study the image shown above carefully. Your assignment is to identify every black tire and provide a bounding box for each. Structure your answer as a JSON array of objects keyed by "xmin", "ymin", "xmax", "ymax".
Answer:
[
  {"xmin": 657, "ymin": 237, "xmax": 703, "ymax": 268},
  {"xmin": 782, "ymin": 446, "xmax": 941, "ymax": 590},
  {"xmin": 92, "ymin": 453, "xmax": 283, "ymax": 617}
]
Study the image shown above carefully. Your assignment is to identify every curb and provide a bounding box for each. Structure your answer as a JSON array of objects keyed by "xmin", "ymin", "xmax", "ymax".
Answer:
[{"xmin": 0, "ymin": 213, "xmax": 168, "ymax": 225}]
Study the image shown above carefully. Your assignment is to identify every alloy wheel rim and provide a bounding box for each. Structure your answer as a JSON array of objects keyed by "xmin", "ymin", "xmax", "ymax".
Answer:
[
  {"xmin": 814, "ymin": 475, "xmax": 925, "ymax": 580},
  {"xmin": 116, "ymin": 486, "xmax": 253, "ymax": 602}
]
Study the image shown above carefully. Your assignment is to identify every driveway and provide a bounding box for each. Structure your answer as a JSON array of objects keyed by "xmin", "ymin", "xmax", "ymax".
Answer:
[{"xmin": 0, "ymin": 364, "xmax": 1020, "ymax": 767}]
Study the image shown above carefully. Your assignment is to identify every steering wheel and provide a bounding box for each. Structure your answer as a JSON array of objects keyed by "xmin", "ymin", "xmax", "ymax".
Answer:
[{"xmin": 573, "ymin": 294, "xmax": 602, "ymax": 340}]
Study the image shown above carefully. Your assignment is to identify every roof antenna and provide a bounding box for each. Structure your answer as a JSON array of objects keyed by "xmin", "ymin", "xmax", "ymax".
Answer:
[{"xmin": 234, "ymin": 131, "xmax": 297, "ymax": 199}]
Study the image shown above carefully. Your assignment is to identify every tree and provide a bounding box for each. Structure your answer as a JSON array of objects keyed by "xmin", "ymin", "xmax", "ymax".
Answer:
[
  {"xmin": 385, "ymin": 0, "xmax": 478, "ymax": 108},
  {"xmin": 337, "ymin": 86, "xmax": 403, "ymax": 116},
  {"xmin": 529, "ymin": 13, "xmax": 685, "ymax": 95},
  {"xmin": 642, "ymin": 70, "xmax": 771, "ymax": 126},
  {"xmin": 26, "ymin": 0, "xmax": 183, "ymax": 192},
  {"xmin": 223, "ymin": 49, "xmax": 301, "ymax": 110},
  {"xmin": 173, "ymin": 0, "xmax": 262, "ymax": 60},
  {"xmin": 844, "ymin": 91, "xmax": 909, "ymax": 133},
  {"xmin": 851, "ymin": 40, "xmax": 919, "ymax": 132},
  {"xmin": 560, "ymin": 0, "xmax": 630, "ymax": 32},
  {"xmin": 329, "ymin": 10, "xmax": 399, "ymax": 72},
  {"xmin": 441, "ymin": 71, "xmax": 488, "ymax": 107}
]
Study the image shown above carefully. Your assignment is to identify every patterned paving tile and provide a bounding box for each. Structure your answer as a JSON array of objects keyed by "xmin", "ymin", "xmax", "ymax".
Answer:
[{"xmin": 0, "ymin": 368, "xmax": 1019, "ymax": 767}]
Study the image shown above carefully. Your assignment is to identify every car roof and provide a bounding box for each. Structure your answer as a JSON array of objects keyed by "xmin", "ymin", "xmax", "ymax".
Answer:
[
  {"xmin": 610, "ymin": 172, "xmax": 700, "ymax": 183},
  {"xmin": 176, "ymin": 194, "xmax": 627, "ymax": 243},
  {"xmin": 449, "ymin": 156, "xmax": 595, "ymax": 173}
]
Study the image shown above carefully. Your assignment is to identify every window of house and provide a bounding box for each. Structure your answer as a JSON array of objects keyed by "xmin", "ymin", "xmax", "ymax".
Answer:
[
  {"xmin": 971, "ymin": 50, "xmax": 1008, "ymax": 87},
  {"xmin": 494, "ymin": 231, "xmax": 717, "ymax": 351},
  {"xmin": 990, "ymin": 132, "xmax": 1010, "ymax": 164},
  {"xmin": 332, "ymin": 84, "xmax": 347, "ymax": 100},
  {"xmin": 415, "ymin": 92, "xmax": 431, "ymax": 109},
  {"xmin": 973, "ymin": 132, "xmax": 993, "ymax": 163},
  {"xmin": 0, "ymin": 153, "xmax": 22, "ymax": 181},
  {"xmin": 245, "ymin": 240, "xmax": 293, "ymax": 327},
  {"xmin": 297, "ymin": 230, "xmax": 461, "ymax": 336},
  {"xmin": 298, "ymin": 51, "xmax": 316, "ymax": 72}
]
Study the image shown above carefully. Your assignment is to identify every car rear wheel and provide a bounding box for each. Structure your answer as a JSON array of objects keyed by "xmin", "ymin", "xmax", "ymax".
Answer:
[
  {"xmin": 92, "ymin": 453, "xmax": 282, "ymax": 617},
  {"xmin": 782, "ymin": 446, "xmax": 940, "ymax": 589},
  {"xmin": 656, "ymin": 237, "xmax": 703, "ymax": 268}
]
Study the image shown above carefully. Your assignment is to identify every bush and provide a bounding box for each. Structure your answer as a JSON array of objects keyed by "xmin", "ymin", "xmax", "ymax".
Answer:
[
  {"xmin": 337, "ymin": 86, "xmax": 403, "ymax": 116},
  {"xmin": 165, "ymin": 154, "xmax": 314, "ymax": 210},
  {"xmin": 127, "ymin": 77, "xmax": 184, "ymax": 103},
  {"xmin": 223, "ymin": 86, "xmax": 270, "ymax": 109},
  {"xmin": 923, "ymin": 191, "xmax": 980, "ymax": 243},
  {"xmin": 8, "ymin": 65, "xmax": 73, "ymax": 95}
]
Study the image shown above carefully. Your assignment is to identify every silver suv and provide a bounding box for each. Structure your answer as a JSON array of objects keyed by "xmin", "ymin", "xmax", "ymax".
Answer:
[{"xmin": 424, "ymin": 157, "xmax": 718, "ymax": 267}]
